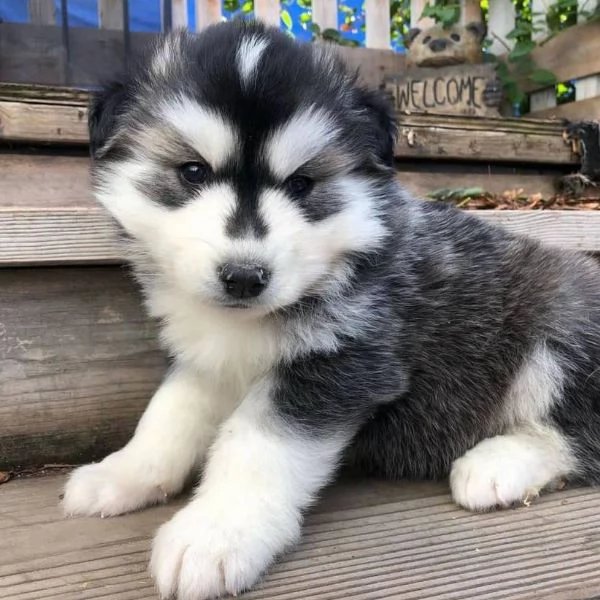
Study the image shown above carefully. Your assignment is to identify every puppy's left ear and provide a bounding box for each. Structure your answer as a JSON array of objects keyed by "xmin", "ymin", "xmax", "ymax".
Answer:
[
  {"xmin": 88, "ymin": 80, "xmax": 130, "ymax": 159},
  {"xmin": 357, "ymin": 87, "xmax": 397, "ymax": 167}
]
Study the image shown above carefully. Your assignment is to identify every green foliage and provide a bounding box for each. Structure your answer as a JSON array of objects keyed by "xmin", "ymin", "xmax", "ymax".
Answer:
[
  {"xmin": 420, "ymin": 2, "xmax": 461, "ymax": 28},
  {"xmin": 421, "ymin": 0, "xmax": 595, "ymax": 112},
  {"xmin": 281, "ymin": 9, "xmax": 293, "ymax": 29},
  {"xmin": 311, "ymin": 23, "xmax": 360, "ymax": 47}
]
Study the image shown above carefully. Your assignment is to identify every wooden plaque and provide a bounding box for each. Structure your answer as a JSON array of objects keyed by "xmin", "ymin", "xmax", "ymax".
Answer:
[{"xmin": 385, "ymin": 63, "xmax": 500, "ymax": 118}]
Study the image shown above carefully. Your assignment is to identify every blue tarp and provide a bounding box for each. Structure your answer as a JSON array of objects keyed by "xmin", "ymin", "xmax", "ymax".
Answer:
[{"xmin": 0, "ymin": 0, "xmax": 364, "ymax": 42}]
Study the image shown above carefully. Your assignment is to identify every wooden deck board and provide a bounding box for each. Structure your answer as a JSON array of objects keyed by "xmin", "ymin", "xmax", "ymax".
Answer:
[
  {"xmin": 0, "ymin": 153, "xmax": 598, "ymax": 267},
  {"xmin": 2, "ymin": 474, "xmax": 600, "ymax": 599}
]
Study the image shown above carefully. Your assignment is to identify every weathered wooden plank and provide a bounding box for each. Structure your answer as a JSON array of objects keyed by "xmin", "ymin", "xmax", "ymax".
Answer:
[
  {"xmin": 333, "ymin": 45, "xmax": 406, "ymax": 90},
  {"xmin": 254, "ymin": 0, "xmax": 281, "ymax": 27},
  {"xmin": 529, "ymin": 0, "xmax": 557, "ymax": 114},
  {"xmin": 488, "ymin": 0, "xmax": 515, "ymax": 56},
  {"xmin": 0, "ymin": 23, "xmax": 155, "ymax": 87},
  {"xmin": 518, "ymin": 22, "xmax": 600, "ymax": 94},
  {"xmin": 0, "ymin": 82, "xmax": 92, "ymax": 105},
  {"xmin": 475, "ymin": 211, "xmax": 600, "ymax": 253},
  {"xmin": 459, "ymin": 0, "xmax": 481, "ymax": 25},
  {"xmin": 0, "ymin": 268, "xmax": 165, "ymax": 469},
  {"xmin": 0, "ymin": 207, "xmax": 121, "ymax": 265},
  {"xmin": 0, "ymin": 100, "xmax": 88, "ymax": 144},
  {"xmin": 0, "ymin": 154, "xmax": 93, "ymax": 208},
  {"xmin": 0, "ymin": 92, "xmax": 577, "ymax": 164},
  {"xmin": 194, "ymin": 0, "xmax": 222, "ymax": 30},
  {"xmin": 529, "ymin": 96, "xmax": 600, "ymax": 121},
  {"xmin": 398, "ymin": 167, "xmax": 560, "ymax": 200},
  {"xmin": 574, "ymin": 1, "xmax": 600, "ymax": 104},
  {"xmin": 3, "ymin": 475, "xmax": 600, "ymax": 599},
  {"xmin": 2, "ymin": 151, "xmax": 562, "ymax": 209},
  {"xmin": 395, "ymin": 114, "xmax": 576, "ymax": 164},
  {"xmin": 98, "ymin": 0, "xmax": 125, "ymax": 30},
  {"xmin": 27, "ymin": 0, "xmax": 56, "ymax": 25},
  {"xmin": 6, "ymin": 206, "xmax": 600, "ymax": 266},
  {"xmin": 170, "ymin": 0, "xmax": 189, "ymax": 29},
  {"xmin": 312, "ymin": 0, "xmax": 338, "ymax": 31},
  {"xmin": 365, "ymin": 0, "xmax": 391, "ymax": 50},
  {"xmin": 0, "ymin": 152, "xmax": 593, "ymax": 266}
]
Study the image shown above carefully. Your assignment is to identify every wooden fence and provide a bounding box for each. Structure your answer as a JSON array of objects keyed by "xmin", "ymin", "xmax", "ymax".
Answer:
[{"xmin": 2, "ymin": 1, "xmax": 598, "ymax": 120}]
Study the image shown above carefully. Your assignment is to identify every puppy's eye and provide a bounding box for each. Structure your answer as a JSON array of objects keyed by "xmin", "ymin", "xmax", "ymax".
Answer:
[
  {"xmin": 286, "ymin": 175, "xmax": 314, "ymax": 196},
  {"xmin": 423, "ymin": 36, "xmax": 431, "ymax": 44},
  {"xmin": 179, "ymin": 162, "xmax": 210, "ymax": 185},
  {"xmin": 450, "ymin": 33, "xmax": 461, "ymax": 41}
]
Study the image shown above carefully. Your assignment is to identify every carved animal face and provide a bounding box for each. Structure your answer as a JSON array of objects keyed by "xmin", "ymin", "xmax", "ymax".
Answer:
[{"xmin": 404, "ymin": 22, "xmax": 486, "ymax": 68}]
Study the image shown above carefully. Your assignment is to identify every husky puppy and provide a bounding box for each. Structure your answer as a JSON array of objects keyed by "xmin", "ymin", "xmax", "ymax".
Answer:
[{"xmin": 63, "ymin": 19, "xmax": 600, "ymax": 600}]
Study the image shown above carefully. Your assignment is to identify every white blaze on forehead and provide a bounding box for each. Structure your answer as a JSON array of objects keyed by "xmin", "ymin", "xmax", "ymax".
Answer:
[
  {"xmin": 237, "ymin": 35, "xmax": 269, "ymax": 87},
  {"xmin": 264, "ymin": 107, "xmax": 339, "ymax": 178},
  {"xmin": 152, "ymin": 34, "xmax": 179, "ymax": 77},
  {"xmin": 160, "ymin": 96, "xmax": 238, "ymax": 169}
]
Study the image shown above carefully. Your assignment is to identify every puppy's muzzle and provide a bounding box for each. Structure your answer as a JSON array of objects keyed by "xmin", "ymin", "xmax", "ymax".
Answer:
[{"xmin": 219, "ymin": 264, "xmax": 270, "ymax": 299}]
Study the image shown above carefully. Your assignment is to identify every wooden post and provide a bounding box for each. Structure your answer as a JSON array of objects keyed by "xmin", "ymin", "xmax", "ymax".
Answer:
[
  {"xmin": 254, "ymin": 0, "xmax": 281, "ymax": 26},
  {"xmin": 529, "ymin": 0, "xmax": 557, "ymax": 113},
  {"xmin": 98, "ymin": 0, "xmax": 125, "ymax": 30},
  {"xmin": 409, "ymin": 0, "xmax": 434, "ymax": 29},
  {"xmin": 172, "ymin": 0, "xmax": 189, "ymax": 28},
  {"xmin": 195, "ymin": 0, "xmax": 222, "ymax": 30},
  {"xmin": 365, "ymin": 0, "xmax": 391, "ymax": 49},
  {"xmin": 487, "ymin": 0, "xmax": 515, "ymax": 56},
  {"xmin": 459, "ymin": 0, "xmax": 481, "ymax": 25},
  {"xmin": 575, "ymin": 1, "xmax": 600, "ymax": 103},
  {"xmin": 28, "ymin": 0, "xmax": 56, "ymax": 25},
  {"xmin": 312, "ymin": 0, "xmax": 338, "ymax": 31}
]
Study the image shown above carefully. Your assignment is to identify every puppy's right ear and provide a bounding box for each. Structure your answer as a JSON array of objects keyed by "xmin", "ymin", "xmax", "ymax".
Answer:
[{"xmin": 88, "ymin": 81, "xmax": 129, "ymax": 159}]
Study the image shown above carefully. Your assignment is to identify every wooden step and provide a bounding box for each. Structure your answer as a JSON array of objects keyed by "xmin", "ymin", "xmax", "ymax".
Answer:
[
  {"xmin": 1, "ymin": 152, "xmax": 598, "ymax": 268},
  {"xmin": 1, "ymin": 148, "xmax": 599, "ymax": 468},
  {"xmin": 3, "ymin": 474, "xmax": 600, "ymax": 600},
  {"xmin": 0, "ymin": 83, "xmax": 579, "ymax": 165},
  {"xmin": 0, "ymin": 267, "xmax": 165, "ymax": 469}
]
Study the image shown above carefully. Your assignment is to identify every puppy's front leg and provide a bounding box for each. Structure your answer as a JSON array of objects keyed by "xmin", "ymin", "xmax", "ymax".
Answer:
[
  {"xmin": 150, "ymin": 378, "xmax": 351, "ymax": 600},
  {"xmin": 63, "ymin": 366, "xmax": 237, "ymax": 517}
]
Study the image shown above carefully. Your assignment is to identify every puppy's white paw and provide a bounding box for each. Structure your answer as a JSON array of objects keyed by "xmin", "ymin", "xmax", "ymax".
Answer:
[
  {"xmin": 63, "ymin": 450, "xmax": 173, "ymax": 517},
  {"xmin": 151, "ymin": 495, "xmax": 299, "ymax": 600},
  {"xmin": 450, "ymin": 435, "xmax": 550, "ymax": 511}
]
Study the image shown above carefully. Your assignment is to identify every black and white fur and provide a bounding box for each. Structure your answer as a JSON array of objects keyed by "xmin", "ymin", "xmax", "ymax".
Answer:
[{"xmin": 63, "ymin": 20, "xmax": 600, "ymax": 600}]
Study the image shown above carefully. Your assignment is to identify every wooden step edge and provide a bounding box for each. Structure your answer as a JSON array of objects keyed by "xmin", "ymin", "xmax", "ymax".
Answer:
[
  {"xmin": 0, "ymin": 207, "xmax": 121, "ymax": 266},
  {"xmin": 2, "ymin": 207, "xmax": 600, "ymax": 267},
  {"xmin": 0, "ymin": 92, "xmax": 578, "ymax": 164}
]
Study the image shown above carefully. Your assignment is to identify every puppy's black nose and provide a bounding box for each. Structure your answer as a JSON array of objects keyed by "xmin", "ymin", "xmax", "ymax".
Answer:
[
  {"xmin": 429, "ymin": 39, "xmax": 449, "ymax": 52},
  {"xmin": 219, "ymin": 264, "xmax": 270, "ymax": 299}
]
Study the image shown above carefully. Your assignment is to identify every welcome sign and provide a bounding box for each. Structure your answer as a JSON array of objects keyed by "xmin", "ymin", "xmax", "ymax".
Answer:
[{"xmin": 385, "ymin": 64, "xmax": 501, "ymax": 118}]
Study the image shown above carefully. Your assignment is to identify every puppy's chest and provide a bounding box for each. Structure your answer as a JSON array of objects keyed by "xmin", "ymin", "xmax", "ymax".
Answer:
[{"xmin": 161, "ymin": 308, "xmax": 283, "ymax": 379}]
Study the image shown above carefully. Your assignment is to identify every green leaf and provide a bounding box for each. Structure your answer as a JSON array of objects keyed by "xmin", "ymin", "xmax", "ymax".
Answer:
[
  {"xmin": 505, "ymin": 23, "xmax": 532, "ymax": 39},
  {"xmin": 426, "ymin": 187, "xmax": 487, "ymax": 202},
  {"xmin": 223, "ymin": 0, "xmax": 239, "ymax": 11},
  {"xmin": 322, "ymin": 28, "xmax": 341, "ymax": 40},
  {"xmin": 299, "ymin": 11, "xmax": 310, "ymax": 23},
  {"xmin": 281, "ymin": 9, "xmax": 293, "ymax": 30},
  {"xmin": 503, "ymin": 82, "xmax": 525, "ymax": 106},
  {"xmin": 495, "ymin": 60, "xmax": 509, "ymax": 78},
  {"xmin": 508, "ymin": 40, "xmax": 536, "ymax": 61},
  {"xmin": 241, "ymin": 1, "xmax": 253, "ymax": 13},
  {"xmin": 528, "ymin": 68, "xmax": 557, "ymax": 86}
]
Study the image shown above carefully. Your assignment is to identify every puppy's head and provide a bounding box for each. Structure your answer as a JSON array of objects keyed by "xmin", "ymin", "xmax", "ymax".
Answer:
[{"xmin": 90, "ymin": 21, "xmax": 396, "ymax": 314}]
